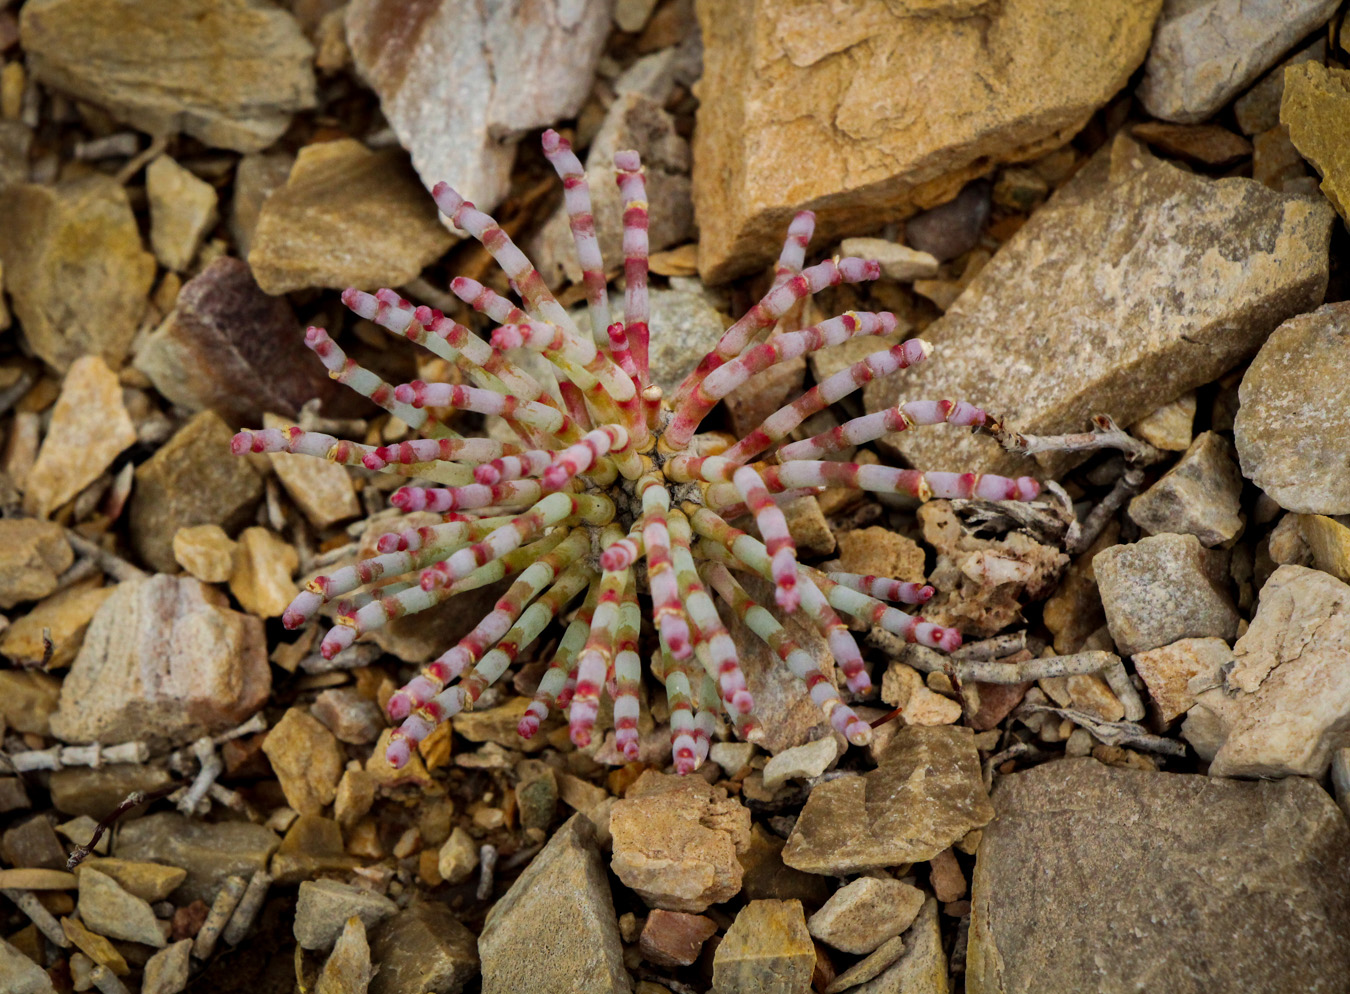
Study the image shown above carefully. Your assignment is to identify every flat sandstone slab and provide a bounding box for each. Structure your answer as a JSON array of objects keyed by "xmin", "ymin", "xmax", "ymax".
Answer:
[
  {"xmin": 866, "ymin": 135, "xmax": 1334, "ymax": 477},
  {"xmin": 968, "ymin": 759, "xmax": 1350, "ymax": 994}
]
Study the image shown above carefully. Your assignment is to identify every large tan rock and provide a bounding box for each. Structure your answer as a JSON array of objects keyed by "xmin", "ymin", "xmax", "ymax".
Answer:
[
  {"xmin": 0, "ymin": 176, "xmax": 155, "ymax": 372},
  {"xmin": 691, "ymin": 0, "xmax": 1161, "ymax": 282},
  {"xmin": 1282, "ymin": 62, "xmax": 1350, "ymax": 222},
  {"xmin": 248, "ymin": 139, "xmax": 452, "ymax": 295},
  {"xmin": 19, "ymin": 0, "xmax": 316, "ymax": 153},
  {"xmin": 867, "ymin": 136, "xmax": 1334, "ymax": 477}
]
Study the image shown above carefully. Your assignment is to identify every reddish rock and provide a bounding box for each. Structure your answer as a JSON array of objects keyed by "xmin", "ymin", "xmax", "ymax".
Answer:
[{"xmin": 639, "ymin": 909, "xmax": 718, "ymax": 968}]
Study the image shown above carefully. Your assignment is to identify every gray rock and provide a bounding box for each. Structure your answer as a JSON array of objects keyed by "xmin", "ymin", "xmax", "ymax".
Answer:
[
  {"xmin": 513, "ymin": 759, "xmax": 557, "ymax": 832},
  {"xmin": 78, "ymin": 866, "xmax": 166, "ymax": 947},
  {"xmin": 129, "ymin": 410, "xmax": 264, "ymax": 573},
  {"xmin": 1094, "ymin": 533, "xmax": 1239, "ymax": 656},
  {"xmin": 1185, "ymin": 565, "xmax": 1350, "ymax": 778},
  {"xmin": 346, "ymin": 0, "xmax": 610, "ymax": 215},
  {"xmin": 847, "ymin": 898, "xmax": 947, "ymax": 994},
  {"xmin": 903, "ymin": 179, "xmax": 991, "ymax": 262},
  {"xmin": 135, "ymin": 257, "xmax": 337, "ymax": 426},
  {"xmin": 711, "ymin": 899, "xmax": 814, "ymax": 994},
  {"xmin": 1138, "ymin": 0, "xmax": 1340, "ymax": 124},
  {"xmin": 50, "ymin": 574, "xmax": 269, "ymax": 746},
  {"xmin": 141, "ymin": 940, "xmax": 192, "ymax": 994},
  {"xmin": 1234, "ymin": 36, "xmax": 1326, "ymax": 136},
  {"xmin": 866, "ymin": 135, "xmax": 1334, "ymax": 478},
  {"xmin": 0, "ymin": 937, "xmax": 55, "ymax": 994},
  {"xmin": 311, "ymin": 688, "xmax": 385, "ymax": 745},
  {"xmin": 2, "ymin": 815, "xmax": 67, "ymax": 870},
  {"xmin": 967, "ymin": 759, "xmax": 1350, "ymax": 993},
  {"xmin": 1235, "ymin": 301, "xmax": 1350, "ymax": 515},
  {"xmin": 369, "ymin": 901, "xmax": 478, "ymax": 994},
  {"xmin": 643, "ymin": 279, "xmax": 728, "ymax": 398},
  {"xmin": 48, "ymin": 765, "xmax": 173, "ymax": 818},
  {"xmin": 1128, "ymin": 431, "xmax": 1244, "ymax": 546},
  {"xmin": 808, "ymin": 876, "xmax": 925, "ymax": 955},
  {"xmin": 783, "ymin": 726, "xmax": 993, "ymax": 875},
  {"xmin": 481, "ymin": 814, "xmax": 629, "ymax": 994},
  {"xmin": 295, "ymin": 879, "xmax": 398, "ymax": 951},
  {"xmin": 114, "ymin": 813, "xmax": 278, "ymax": 905},
  {"xmin": 532, "ymin": 91, "xmax": 693, "ymax": 288},
  {"xmin": 316, "ymin": 916, "xmax": 372, "ymax": 994},
  {"xmin": 20, "ymin": 0, "xmax": 316, "ymax": 153}
]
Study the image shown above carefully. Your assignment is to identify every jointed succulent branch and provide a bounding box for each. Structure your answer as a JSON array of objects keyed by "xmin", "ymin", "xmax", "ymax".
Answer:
[{"xmin": 231, "ymin": 131, "xmax": 1041, "ymax": 774}]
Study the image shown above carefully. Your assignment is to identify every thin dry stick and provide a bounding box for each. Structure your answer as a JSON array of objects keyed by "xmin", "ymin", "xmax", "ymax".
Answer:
[
  {"xmin": 1067, "ymin": 466, "xmax": 1147, "ymax": 556},
  {"xmin": 873, "ymin": 635, "xmax": 1121, "ymax": 685},
  {"xmin": 67, "ymin": 782, "xmax": 181, "ymax": 869},
  {"xmin": 986, "ymin": 414, "xmax": 1165, "ymax": 465},
  {"xmin": 1019, "ymin": 705, "xmax": 1188, "ymax": 756},
  {"xmin": 1, "ymin": 887, "xmax": 70, "ymax": 947},
  {"xmin": 194, "ymin": 875, "xmax": 247, "ymax": 959}
]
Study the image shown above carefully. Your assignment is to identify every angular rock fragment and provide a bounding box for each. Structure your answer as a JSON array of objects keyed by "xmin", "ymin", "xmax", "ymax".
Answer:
[
  {"xmin": 711, "ymin": 899, "xmax": 814, "ymax": 994},
  {"xmin": 146, "ymin": 155, "xmax": 218, "ymax": 272},
  {"xmin": 228, "ymin": 526, "xmax": 299, "ymax": 619},
  {"xmin": 262, "ymin": 707, "xmax": 343, "ymax": 816},
  {"xmin": 0, "ymin": 519, "xmax": 71, "ymax": 610},
  {"xmin": 638, "ymin": 910, "xmax": 717, "ymax": 969},
  {"xmin": 294, "ymin": 879, "xmax": 397, "ymax": 952},
  {"xmin": 967, "ymin": 759, "xmax": 1350, "ymax": 993},
  {"xmin": 479, "ymin": 815, "xmax": 624, "ymax": 994},
  {"xmin": 316, "ymin": 917, "xmax": 372, "ymax": 994},
  {"xmin": 807, "ymin": 876, "xmax": 925, "ymax": 955},
  {"xmin": 1094, "ymin": 533, "xmax": 1239, "ymax": 656},
  {"xmin": 1132, "ymin": 637, "xmax": 1232, "ymax": 723},
  {"xmin": 78, "ymin": 866, "xmax": 166, "ymax": 947},
  {"xmin": 1128, "ymin": 431, "xmax": 1244, "ymax": 546},
  {"xmin": 1235, "ymin": 301, "xmax": 1350, "ymax": 515},
  {"xmin": 262, "ymin": 412, "xmax": 359, "ymax": 529},
  {"xmin": 1300, "ymin": 513, "xmax": 1350, "ymax": 582},
  {"xmin": 248, "ymin": 139, "xmax": 453, "ymax": 295},
  {"xmin": 1185, "ymin": 565, "xmax": 1350, "ymax": 778},
  {"xmin": 19, "ymin": 0, "xmax": 316, "ymax": 152},
  {"xmin": 50, "ymin": 574, "xmax": 270, "ymax": 745},
  {"xmin": 693, "ymin": 0, "xmax": 1161, "ymax": 280},
  {"xmin": 1280, "ymin": 61, "xmax": 1350, "ymax": 221},
  {"xmin": 114, "ymin": 814, "xmax": 277, "ymax": 905},
  {"xmin": 141, "ymin": 940, "xmax": 192, "ymax": 994},
  {"xmin": 867, "ymin": 136, "xmax": 1334, "ymax": 477}
]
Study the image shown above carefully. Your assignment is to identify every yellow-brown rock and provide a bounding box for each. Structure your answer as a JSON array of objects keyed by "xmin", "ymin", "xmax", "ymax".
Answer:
[
  {"xmin": 0, "ymin": 578, "xmax": 113, "ymax": 670},
  {"xmin": 1282, "ymin": 62, "xmax": 1350, "ymax": 223},
  {"xmin": 691, "ymin": 0, "xmax": 1162, "ymax": 281},
  {"xmin": 228, "ymin": 526, "xmax": 298, "ymax": 619}
]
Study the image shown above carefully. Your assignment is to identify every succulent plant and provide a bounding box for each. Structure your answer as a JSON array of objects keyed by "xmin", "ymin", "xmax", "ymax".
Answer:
[{"xmin": 232, "ymin": 131, "xmax": 1040, "ymax": 773}]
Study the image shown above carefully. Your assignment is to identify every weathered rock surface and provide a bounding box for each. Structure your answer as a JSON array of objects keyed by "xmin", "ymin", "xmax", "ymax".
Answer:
[
  {"xmin": 79, "ymin": 858, "xmax": 186, "ymax": 902},
  {"xmin": 1235, "ymin": 301, "xmax": 1350, "ymax": 515},
  {"xmin": 0, "ymin": 936, "xmax": 55, "ymax": 994},
  {"xmin": 77, "ymin": 866, "xmax": 165, "ymax": 947},
  {"xmin": 130, "ymin": 411, "xmax": 264, "ymax": 573},
  {"xmin": 967, "ymin": 759, "xmax": 1350, "ymax": 993},
  {"xmin": 19, "ymin": 0, "xmax": 316, "ymax": 152},
  {"xmin": 480, "ymin": 814, "xmax": 626, "ymax": 994},
  {"xmin": 808, "ymin": 877, "xmax": 925, "ymax": 955},
  {"xmin": 711, "ymin": 899, "xmax": 814, "ymax": 994},
  {"xmin": 294, "ymin": 878, "xmax": 397, "ymax": 951},
  {"xmin": 0, "ymin": 175, "xmax": 155, "ymax": 371},
  {"xmin": 228, "ymin": 526, "xmax": 299, "ymax": 619},
  {"xmin": 1184, "ymin": 565, "xmax": 1350, "ymax": 778},
  {"xmin": 866, "ymin": 135, "xmax": 1334, "ymax": 477},
  {"xmin": 1137, "ymin": 0, "xmax": 1340, "ymax": 124},
  {"xmin": 1094, "ymin": 534, "xmax": 1239, "ymax": 656},
  {"xmin": 0, "ymin": 671, "xmax": 62, "ymax": 736},
  {"xmin": 346, "ymin": 0, "xmax": 611, "ymax": 215},
  {"xmin": 50, "ymin": 574, "xmax": 270, "ymax": 745},
  {"xmin": 141, "ymin": 940, "xmax": 192, "ymax": 994},
  {"xmin": 1236, "ymin": 37, "xmax": 1326, "ymax": 135},
  {"xmin": 262, "ymin": 707, "xmax": 343, "ymax": 816},
  {"xmin": 23, "ymin": 355, "xmax": 136, "ymax": 519},
  {"xmin": 368, "ymin": 901, "xmax": 478, "ymax": 994},
  {"xmin": 0, "ymin": 576, "xmax": 111, "ymax": 670},
  {"xmin": 639, "ymin": 910, "xmax": 717, "ymax": 969},
  {"xmin": 172, "ymin": 525, "xmax": 237, "ymax": 584},
  {"xmin": 0, "ymin": 519, "xmax": 72, "ymax": 609},
  {"xmin": 1280, "ymin": 61, "xmax": 1350, "ymax": 221},
  {"xmin": 849, "ymin": 897, "xmax": 947, "ymax": 994},
  {"xmin": 610, "ymin": 770, "xmax": 750, "ymax": 912},
  {"xmin": 248, "ymin": 139, "xmax": 452, "ymax": 294},
  {"xmin": 1128, "ymin": 431, "xmax": 1244, "ymax": 546},
  {"xmin": 783, "ymin": 726, "xmax": 993, "ymax": 874},
  {"xmin": 114, "ymin": 813, "xmax": 277, "ymax": 905},
  {"xmin": 692, "ymin": 0, "xmax": 1161, "ymax": 281},
  {"xmin": 1301, "ymin": 513, "xmax": 1350, "ymax": 582},
  {"xmin": 316, "ymin": 917, "xmax": 372, "ymax": 994},
  {"xmin": 1131, "ymin": 637, "xmax": 1232, "ymax": 724},
  {"xmin": 136, "ymin": 258, "xmax": 337, "ymax": 425},
  {"xmin": 146, "ymin": 155, "xmax": 218, "ymax": 272}
]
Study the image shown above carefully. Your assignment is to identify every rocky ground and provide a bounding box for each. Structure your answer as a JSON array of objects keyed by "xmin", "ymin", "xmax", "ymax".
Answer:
[{"xmin": 1, "ymin": 1, "xmax": 1349, "ymax": 993}]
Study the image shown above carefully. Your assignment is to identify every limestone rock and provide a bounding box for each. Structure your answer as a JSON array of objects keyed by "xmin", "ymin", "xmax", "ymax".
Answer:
[
  {"xmin": 836, "ymin": 527, "xmax": 925, "ymax": 584},
  {"xmin": 967, "ymin": 759, "xmax": 1350, "ymax": 993},
  {"xmin": 229, "ymin": 150, "xmax": 294, "ymax": 256},
  {"xmin": 1137, "ymin": 0, "xmax": 1340, "ymax": 124},
  {"xmin": 141, "ymin": 940, "xmax": 191, "ymax": 994},
  {"xmin": 848, "ymin": 898, "xmax": 947, "ymax": 994},
  {"xmin": 1130, "ymin": 121, "xmax": 1252, "ymax": 167},
  {"xmin": 1129, "ymin": 392, "xmax": 1196, "ymax": 452},
  {"xmin": 1301, "ymin": 513, "xmax": 1350, "ymax": 582},
  {"xmin": 1131, "ymin": 637, "xmax": 1232, "ymax": 723},
  {"xmin": 532, "ymin": 91, "xmax": 693, "ymax": 288},
  {"xmin": 0, "ymin": 175, "xmax": 154, "ymax": 371},
  {"xmin": 783, "ymin": 726, "xmax": 993, "ymax": 874},
  {"xmin": 480, "ymin": 814, "xmax": 626, "ymax": 994},
  {"xmin": 1236, "ymin": 37, "xmax": 1326, "ymax": 135},
  {"xmin": 312, "ymin": 688, "xmax": 384, "ymax": 744},
  {"xmin": 228, "ymin": 526, "xmax": 298, "ymax": 619},
  {"xmin": 1235, "ymin": 302, "xmax": 1350, "ymax": 515},
  {"xmin": 436, "ymin": 826, "xmax": 478, "ymax": 886},
  {"xmin": 1128, "ymin": 431, "xmax": 1244, "ymax": 546},
  {"xmin": 611, "ymin": 770, "xmax": 750, "ymax": 912},
  {"xmin": 294, "ymin": 878, "xmax": 397, "ymax": 951},
  {"xmin": 262, "ymin": 707, "xmax": 343, "ymax": 816},
  {"xmin": 136, "ymin": 257, "xmax": 336, "ymax": 425},
  {"xmin": 317, "ymin": 916, "xmax": 372, "ymax": 994},
  {"xmin": 711, "ymin": 899, "xmax": 814, "ymax": 994},
  {"xmin": 346, "ymin": 0, "xmax": 611, "ymax": 215},
  {"xmin": 0, "ymin": 519, "xmax": 71, "ymax": 610},
  {"xmin": 761, "ymin": 735, "xmax": 841, "ymax": 791},
  {"xmin": 78, "ymin": 866, "xmax": 165, "ymax": 947},
  {"xmin": 79, "ymin": 858, "xmax": 186, "ymax": 902},
  {"xmin": 262, "ymin": 413, "xmax": 359, "ymax": 529},
  {"xmin": 50, "ymin": 574, "xmax": 270, "ymax": 745},
  {"xmin": 0, "ymin": 671, "xmax": 62, "ymax": 735},
  {"xmin": 172, "ymin": 525, "xmax": 237, "ymax": 584},
  {"xmin": 19, "ymin": 0, "xmax": 316, "ymax": 153},
  {"xmin": 807, "ymin": 877, "xmax": 925, "ymax": 955},
  {"xmin": 248, "ymin": 139, "xmax": 452, "ymax": 294},
  {"xmin": 1185, "ymin": 565, "xmax": 1350, "ymax": 778},
  {"xmin": 866, "ymin": 135, "xmax": 1334, "ymax": 478},
  {"xmin": 146, "ymin": 155, "xmax": 217, "ymax": 272},
  {"xmin": 1093, "ymin": 533, "xmax": 1239, "ymax": 656},
  {"xmin": 23, "ymin": 355, "xmax": 136, "ymax": 518},
  {"xmin": 114, "ymin": 813, "xmax": 277, "ymax": 905},
  {"xmin": 130, "ymin": 411, "xmax": 263, "ymax": 573},
  {"xmin": 692, "ymin": 0, "xmax": 1161, "ymax": 281},
  {"xmin": 367, "ymin": 901, "xmax": 477, "ymax": 994},
  {"xmin": 0, "ymin": 936, "xmax": 55, "ymax": 994},
  {"xmin": 880, "ymin": 662, "xmax": 963, "ymax": 726},
  {"xmin": 838, "ymin": 238, "xmax": 939, "ymax": 282}
]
